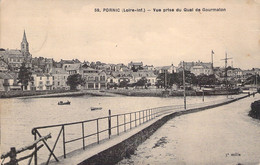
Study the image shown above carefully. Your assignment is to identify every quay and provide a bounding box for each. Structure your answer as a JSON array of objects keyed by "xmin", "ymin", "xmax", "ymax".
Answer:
[
  {"xmin": 118, "ymin": 93, "xmax": 260, "ymax": 164},
  {"xmin": 16, "ymin": 90, "xmax": 120, "ymax": 99},
  {"xmin": 30, "ymin": 94, "xmax": 253, "ymax": 165}
]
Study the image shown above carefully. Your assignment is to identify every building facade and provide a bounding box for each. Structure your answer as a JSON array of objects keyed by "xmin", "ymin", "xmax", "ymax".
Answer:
[
  {"xmin": 81, "ymin": 67, "xmax": 107, "ymax": 89},
  {"xmin": 31, "ymin": 73, "xmax": 53, "ymax": 90},
  {"xmin": 50, "ymin": 68, "xmax": 70, "ymax": 90}
]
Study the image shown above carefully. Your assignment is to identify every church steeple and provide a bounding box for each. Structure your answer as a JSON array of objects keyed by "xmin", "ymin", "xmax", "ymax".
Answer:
[
  {"xmin": 22, "ymin": 30, "xmax": 28, "ymax": 42},
  {"xmin": 21, "ymin": 30, "xmax": 29, "ymax": 54}
]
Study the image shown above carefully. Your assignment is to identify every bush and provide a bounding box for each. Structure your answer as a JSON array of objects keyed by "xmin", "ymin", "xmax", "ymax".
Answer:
[{"xmin": 249, "ymin": 100, "xmax": 260, "ymax": 120}]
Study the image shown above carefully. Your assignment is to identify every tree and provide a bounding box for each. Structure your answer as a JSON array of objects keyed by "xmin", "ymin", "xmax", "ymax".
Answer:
[
  {"xmin": 156, "ymin": 72, "xmax": 174, "ymax": 88},
  {"xmin": 243, "ymin": 74, "xmax": 260, "ymax": 85},
  {"xmin": 119, "ymin": 79, "xmax": 129, "ymax": 88},
  {"xmin": 18, "ymin": 63, "xmax": 32, "ymax": 90},
  {"xmin": 172, "ymin": 71, "xmax": 197, "ymax": 87},
  {"xmin": 136, "ymin": 77, "xmax": 148, "ymax": 88},
  {"xmin": 197, "ymin": 74, "xmax": 218, "ymax": 86},
  {"xmin": 66, "ymin": 74, "xmax": 85, "ymax": 90}
]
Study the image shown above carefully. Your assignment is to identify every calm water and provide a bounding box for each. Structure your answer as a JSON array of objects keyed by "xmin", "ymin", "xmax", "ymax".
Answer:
[{"xmin": 0, "ymin": 94, "xmax": 240, "ymax": 164}]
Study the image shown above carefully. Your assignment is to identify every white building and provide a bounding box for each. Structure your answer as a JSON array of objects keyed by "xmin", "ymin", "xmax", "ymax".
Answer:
[
  {"xmin": 31, "ymin": 73, "xmax": 53, "ymax": 90},
  {"xmin": 50, "ymin": 68, "xmax": 70, "ymax": 90}
]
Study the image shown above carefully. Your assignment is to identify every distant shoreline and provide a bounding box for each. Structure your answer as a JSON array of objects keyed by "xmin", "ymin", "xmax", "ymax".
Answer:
[
  {"xmin": 0, "ymin": 88, "xmax": 245, "ymax": 99},
  {"xmin": 0, "ymin": 90, "xmax": 81, "ymax": 99}
]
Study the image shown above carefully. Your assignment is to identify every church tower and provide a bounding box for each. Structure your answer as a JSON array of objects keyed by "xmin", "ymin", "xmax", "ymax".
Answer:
[{"xmin": 21, "ymin": 30, "xmax": 29, "ymax": 54}]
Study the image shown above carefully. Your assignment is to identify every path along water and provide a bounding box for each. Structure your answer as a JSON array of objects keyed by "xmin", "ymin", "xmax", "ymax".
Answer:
[{"xmin": 118, "ymin": 94, "xmax": 260, "ymax": 165}]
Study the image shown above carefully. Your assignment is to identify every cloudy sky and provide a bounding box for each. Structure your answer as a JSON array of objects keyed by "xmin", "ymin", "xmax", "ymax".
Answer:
[{"xmin": 0, "ymin": 0, "xmax": 259, "ymax": 69}]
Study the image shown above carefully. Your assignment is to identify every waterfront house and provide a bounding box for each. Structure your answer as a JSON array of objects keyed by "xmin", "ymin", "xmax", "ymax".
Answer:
[
  {"xmin": 190, "ymin": 64, "xmax": 213, "ymax": 76},
  {"xmin": 132, "ymin": 70, "xmax": 157, "ymax": 86},
  {"xmin": 50, "ymin": 68, "xmax": 70, "ymax": 90},
  {"xmin": 111, "ymin": 71, "xmax": 135, "ymax": 85},
  {"xmin": 81, "ymin": 67, "xmax": 107, "ymax": 89},
  {"xmin": 0, "ymin": 72, "xmax": 21, "ymax": 91},
  {"xmin": 31, "ymin": 73, "xmax": 53, "ymax": 90},
  {"xmin": 177, "ymin": 61, "xmax": 213, "ymax": 76}
]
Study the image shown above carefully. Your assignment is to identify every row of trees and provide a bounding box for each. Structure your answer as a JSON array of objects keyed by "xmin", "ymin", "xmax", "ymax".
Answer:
[
  {"xmin": 107, "ymin": 77, "xmax": 150, "ymax": 89},
  {"xmin": 156, "ymin": 71, "xmax": 220, "ymax": 88}
]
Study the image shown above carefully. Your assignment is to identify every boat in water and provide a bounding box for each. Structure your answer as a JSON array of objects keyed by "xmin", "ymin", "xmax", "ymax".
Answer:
[
  {"xmin": 58, "ymin": 101, "xmax": 71, "ymax": 105},
  {"xmin": 91, "ymin": 107, "xmax": 102, "ymax": 111}
]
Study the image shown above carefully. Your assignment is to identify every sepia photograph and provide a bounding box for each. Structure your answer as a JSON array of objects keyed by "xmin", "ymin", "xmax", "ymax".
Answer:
[{"xmin": 0, "ymin": 0, "xmax": 260, "ymax": 164}]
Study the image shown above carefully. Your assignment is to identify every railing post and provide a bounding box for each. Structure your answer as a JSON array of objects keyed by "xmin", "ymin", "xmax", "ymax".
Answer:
[
  {"xmin": 143, "ymin": 110, "xmax": 144, "ymax": 123},
  {"xmin": 97, "ymin": 119, "xmax": 99, "ymax": 144},
  {"xmin": 108, "ymin": 110, "xmax": 111, "ymax": 139},
  {"xmin": 146, "ymin": 110, "xmax": 148, "ymax": 121},
  {"xmin": 82, "ymin": 122, "xmax": 85, "ymax": 150},
  {"xmin": 139, "ymin": 111, "xmax": 141, "ymax": 125},
  {"xmin": 9, "ymin": 147, "xmax": 17, "ymax": 165},
  {"xmin": 117, "ymin": 115, "xmax": 119, "ymax": 135},
  {"xmin": 135, "ymin": 112, "xmax": 137, "ymax": 127},
  {"xmin": 62, "ymin": 125, "xmax": 66, "ymax": 158},
  {"xmin": 34, "ymin": 132, "xmax": 37, "ymax": 165},
  {"xmin": 130, "ymin": 113, "xmax": 132, "ymax": 129},
  {"xmin": 149, "ymin": 109, "xmax": 151, "ymax": 120},
  {"xmin": 124, "ymin": 114, "xmax": 126, "ymax": 132}
]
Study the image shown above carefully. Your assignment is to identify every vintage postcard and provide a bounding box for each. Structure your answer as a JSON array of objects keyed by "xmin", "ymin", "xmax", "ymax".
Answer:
[{"xmin": 0, "ymin": 0, "xmax": 259, "ymax": 164}]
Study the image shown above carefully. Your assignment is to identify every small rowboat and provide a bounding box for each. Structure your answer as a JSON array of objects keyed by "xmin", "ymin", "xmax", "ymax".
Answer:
[
  {"xmin": 91, "ymin": 107, "xmax": 102, "ymax": 111},
  {"xmin": 58, "ymin": 101, "xmax": 71, "ymax": 105}
]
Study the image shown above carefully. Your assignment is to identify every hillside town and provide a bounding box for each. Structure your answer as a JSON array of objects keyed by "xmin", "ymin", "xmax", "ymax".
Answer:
[{"xmin": 0, "ymin": 31, "xmax": 259, "ymax": 94}]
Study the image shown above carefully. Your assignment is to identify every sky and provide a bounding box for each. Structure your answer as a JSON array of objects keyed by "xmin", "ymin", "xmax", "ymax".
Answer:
[{"xmin": 0, "ymin": 0, "xmax": 259, "ymax": 69}]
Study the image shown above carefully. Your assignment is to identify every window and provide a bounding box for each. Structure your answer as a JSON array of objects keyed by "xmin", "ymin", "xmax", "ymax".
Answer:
[
  {"xmin": 100, "ymin": 76, "xmax": 105, "ymax": 81},
  {"xmin": 40, "ymin": 77, "xmax": 42, "ymax": 80}
]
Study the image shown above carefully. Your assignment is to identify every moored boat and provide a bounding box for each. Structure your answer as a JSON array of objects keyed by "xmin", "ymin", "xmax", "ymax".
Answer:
[
  {"xmin": 91, "ymin": 107, "xmax": 102, "ymax": 111},
  {"xmin": 58, "ymin": 101, "xmax": 71, "ymax": 105}
]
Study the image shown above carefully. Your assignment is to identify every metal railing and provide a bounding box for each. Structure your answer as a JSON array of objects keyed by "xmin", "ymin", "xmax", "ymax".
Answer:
[
  {"xmin": 1, "ymin": 134, "xmax": 51, "ymax": 165},
  {"xmin": 31, "ymin": 105, "xmax": 180, "ymax": 165},
  {"xmin": 30, "ymin": 95, "xmax": 245, "ymax": 165}
]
